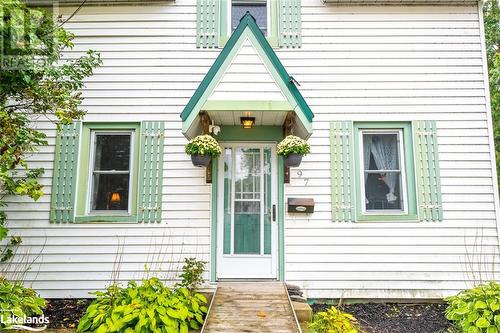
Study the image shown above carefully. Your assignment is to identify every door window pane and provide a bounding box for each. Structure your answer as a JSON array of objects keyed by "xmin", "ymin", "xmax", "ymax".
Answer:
[
  {"xmin": 263, "ymin": 148, "xmax": 271, "ymax": 254},
  {"xmin": 232, "ymin": 0, "xmax": 267, "ymax": 34},
  {"xmin": 223, "ymin": 148, "xmax": 232, "ymax": 255},
  {"xmin": 234, "ymin": 201, "xmax": 260, "ymax": 254},
  {"xmin": 92, "ymin": 174, "xmax": 130, "ymax": 211},
  {"xmin": 91, "ymin": 133, "xmax": 132, "ymax": 212},
  {"xmin": 362, "ymin": 132, "xmax": 404, "ymax": 212},
  {"xmin": 93, "ymin": 134, "xmax": 130, "ymax": 171}
]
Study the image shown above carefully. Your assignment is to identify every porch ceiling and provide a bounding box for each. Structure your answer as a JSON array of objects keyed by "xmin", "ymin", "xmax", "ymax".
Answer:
[{"xmin": 208, "ymin": 111, "xmax": 287, "ymax": 127}]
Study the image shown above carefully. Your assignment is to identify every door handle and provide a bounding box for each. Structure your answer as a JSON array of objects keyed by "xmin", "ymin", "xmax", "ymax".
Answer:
[{"xmin": 272, "ymin": 204, "xmax": 276, "ymax": 222}]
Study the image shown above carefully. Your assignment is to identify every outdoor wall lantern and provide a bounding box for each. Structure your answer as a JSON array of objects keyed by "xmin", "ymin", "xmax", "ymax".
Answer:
[{"xmin": 240, "ymin": 116, "xmax": 255, "ymax": 129}]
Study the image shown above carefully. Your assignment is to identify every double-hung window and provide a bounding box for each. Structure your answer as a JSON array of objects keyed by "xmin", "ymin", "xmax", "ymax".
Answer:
[
  {"xmin": 75, "ymin": 124, "xmax": 140, "ymax": 223},
  {"xmin": 231, "ymin": 0, "xmax": 268, "ymax": 35},
  {"xmin": 89, "ymin": 131, "xmax": 134, "ymax": 214},
  {"xmin": 360, "ymin": 130, "xmax": 407, "ymax": 214},
  {"xmin": 196, "ymin": 0, "xmax": 300, "ymax": 48},
  {"xmin": 50, "ymin": 121, "xmax": 165, "ymax": 224},
  {"xmin": 353, "ymin": 122, "xmax": 418, "ymax": 222}
]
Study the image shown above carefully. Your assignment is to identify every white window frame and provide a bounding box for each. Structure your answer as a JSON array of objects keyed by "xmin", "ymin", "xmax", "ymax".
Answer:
[
  {"xmin": 358, "ymin": 129, "xmax": 409, "ymax": 215},
  {"xmin": 228, "ymin": 0, "xmax": 270, "ymax": 36},
  {"xmin": 87, "ymin": 130, "xmax": 134, "ymax": 216}
]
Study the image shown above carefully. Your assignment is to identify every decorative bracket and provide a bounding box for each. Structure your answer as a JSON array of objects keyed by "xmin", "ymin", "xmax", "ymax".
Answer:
[
  {"xmin": 200, "ymin": 111, "xmax": 212, "ymax": 184},
  {"xmin": 282, "ymin": 112, "xmax": 296, "ymax": 184}
]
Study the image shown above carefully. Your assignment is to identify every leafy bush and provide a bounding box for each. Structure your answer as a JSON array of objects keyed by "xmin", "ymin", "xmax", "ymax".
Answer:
[
  {"xmin": 276, "ymin": 135, "xmax": 311, "ymax": 156},
  {"xmin": 77, "ymin": 277, "xmax": 207, "ymax": 333},
  {"xmin": 445, "ymin": 281, "xmax": 500, "ymax": 333},
  {"xmin": 175, "ymin": 257, "xmax": 206, "ymax": 294},
  {"xmin": 185, "ymin": 135, "xmax": 222, "ymax": 157},
  {"xmin": 0, "ymin": 278, "xmax": 46, "ymax": 329},
  {"xmin": 308, "ymin": 306, "xmax": 360, "ymax": 333}
]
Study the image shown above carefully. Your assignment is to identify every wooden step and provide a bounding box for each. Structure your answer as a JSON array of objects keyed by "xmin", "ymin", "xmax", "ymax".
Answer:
[{"xmin": 202, "ymin": 282, "xmax": 301, "ymax": 333}]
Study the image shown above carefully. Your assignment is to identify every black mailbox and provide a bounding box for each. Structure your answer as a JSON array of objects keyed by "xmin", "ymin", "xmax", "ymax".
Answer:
[{"xmin": 287, "ymin": 198, "xmax": 314, "ymax": 213}]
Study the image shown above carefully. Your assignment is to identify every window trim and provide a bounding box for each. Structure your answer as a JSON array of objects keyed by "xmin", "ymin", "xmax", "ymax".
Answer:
[
  {"xmin": 359, "ymin": 129, "xmax": 408, "ymax": 215},
  {"xmin": 87, "ymin": 130, "xmax": 135, "ymax": 216},
  {"xmin": 75, "ymin": 123, "xmax": 140, "ymax": 223},
  {"xmin": 219, "ymin": 0, "xmax": 279, "ymax": 47},
  {"xmin": 353, "ymin": 122, "xmax": 418, "ymax": 222}
]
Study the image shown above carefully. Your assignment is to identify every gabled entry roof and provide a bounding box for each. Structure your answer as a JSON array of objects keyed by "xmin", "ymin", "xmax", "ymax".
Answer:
[{"xmin": 181, "ymin": 12, "xmax": 314, "ymax": 139}]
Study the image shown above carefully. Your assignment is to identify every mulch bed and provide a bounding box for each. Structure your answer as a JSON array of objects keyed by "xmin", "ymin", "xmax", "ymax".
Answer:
[
  {"xmin": 312, "ymin": 303, "xmax": 452, "ymax": 333},
  {"xmin": 45, "ymin": 298, "xmax": 452, "ymax": 333},
  {"xmin": 44, "ymin": 299, "xmax": 92, "ymax": 330}
]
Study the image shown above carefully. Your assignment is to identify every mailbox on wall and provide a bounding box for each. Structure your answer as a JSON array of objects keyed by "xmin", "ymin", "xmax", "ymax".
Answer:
[{"xmin": 287, "ymin": 198, "xmax": 315, "ymax": 213}]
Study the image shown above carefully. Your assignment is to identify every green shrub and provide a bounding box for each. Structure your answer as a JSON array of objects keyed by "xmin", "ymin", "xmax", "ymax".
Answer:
[
  {"xmin": 0, "ymin": 277, "xmax": 46, "ymax": 329},
  {"xmin": 175, "ymin": 257, "xmax": 206, "ymax": 294},
  {"xmin": 77, "ymin": 277, "xmax": 207, "ymax": 333},
  {"xmin": 185, "ymin": 135, "xmax": 222, "ymax": 157},
  {"xmin": 445, "ymin": 281, "xmax": 500, "ymax": 333},
  {"xmin": 276, "ymin": 135, "xmax": 311, "ymax": 156},
  {"xmin": 308, "ymin": 306, "xmax": 360, "ymax": 333}
]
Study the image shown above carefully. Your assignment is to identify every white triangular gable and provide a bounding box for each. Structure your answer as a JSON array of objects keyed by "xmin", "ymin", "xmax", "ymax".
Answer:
[{"xmin": 208, "ymin": 38, "xmax": 286, "ymax": 102}]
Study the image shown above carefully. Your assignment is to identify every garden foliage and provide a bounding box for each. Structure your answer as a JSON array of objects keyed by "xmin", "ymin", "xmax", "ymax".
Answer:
[
  {"xmin": 445, "ymin": 281, "xmax": 500, "ymax": 333},
  {"xmin": 483, "ymin": 0, "xmax": 500, "ymax": 188},
  {"xmin": 78, "ymin": 258, "xmax": 208, "ymax": 333},
  {"xmin": 0, "ymin": 277, "xmax": 46, "ymax": 329},
  {"xmin": 308, "ymin": 306, "xmax": 360, "ymax": 333},
  {"xmin": 175, "ymin": 257, "xmax": 206, "ymax": 294},
  {"xmin": 77, "ymin": 277, "xmax": 207, "ymax": 333}
]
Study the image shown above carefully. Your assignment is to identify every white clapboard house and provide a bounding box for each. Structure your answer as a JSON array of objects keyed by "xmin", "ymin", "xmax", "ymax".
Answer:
[{"xmin": 8, "ymin": 0, "xmax": 500, "ymax": 300}]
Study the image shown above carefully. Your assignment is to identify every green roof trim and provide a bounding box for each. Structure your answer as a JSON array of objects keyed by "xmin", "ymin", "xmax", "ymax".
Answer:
[{"xmin": 180, "ymin": 12, "xmax": 314, "ymax": 124}]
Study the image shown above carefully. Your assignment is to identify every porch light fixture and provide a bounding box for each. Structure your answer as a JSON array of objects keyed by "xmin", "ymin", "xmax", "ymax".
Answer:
[{"xmin": 240, "ymin": 116, "xmax": 255, "ymax": 129}]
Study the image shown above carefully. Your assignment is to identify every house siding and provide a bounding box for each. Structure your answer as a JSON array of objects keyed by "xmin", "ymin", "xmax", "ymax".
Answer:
[{"xmin": 3, "ymin": 0, "xmax": 499, "ymax": 299}]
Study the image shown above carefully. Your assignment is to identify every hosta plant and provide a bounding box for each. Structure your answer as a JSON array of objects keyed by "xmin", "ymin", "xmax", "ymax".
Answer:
[
  {"xmin": 308, "ymin": 306, "xmax": 360, "ymax": 333},
  {"xmin": 445, "ymin": 281, "xmax": 500, "ymax": 333},
  {"xmin": 185, "ymin": 135, "xmax": 222, "ymax": 157},
  {"xmin": 77, "ymin": 277, "xmax": 207, "ymax": 333},
  {"xmin": 0, "ymin": 278, "xmax": 46, "ymax": 329},
  {"xmin": 276, "ymin": 135, "xmax": 310, "ymax": 156}
]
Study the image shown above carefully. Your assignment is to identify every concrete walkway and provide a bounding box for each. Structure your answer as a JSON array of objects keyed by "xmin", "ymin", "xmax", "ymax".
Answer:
[{"xmin": 202, "ymin": 282, "xmax": 301, "ymax": 333}]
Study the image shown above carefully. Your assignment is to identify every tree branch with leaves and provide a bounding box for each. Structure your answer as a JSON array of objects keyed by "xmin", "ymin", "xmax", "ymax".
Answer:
[
  {"xmin": 483, "ymin": 0, "xmax": 499, "ymax": 189},
  {"xmin": 0, "ymin": 0, "xmax": 101, "ymax": 262}
]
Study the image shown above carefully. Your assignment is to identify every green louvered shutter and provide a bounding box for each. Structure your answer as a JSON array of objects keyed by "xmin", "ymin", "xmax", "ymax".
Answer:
[
  {"xmin": 50, "ymin": 122, "xmax": 81, "ymax": 223},
  {"xmin": 330, "ymin": 121, "xmax": 355, "ymax": 222},
  {"xmin": 279, "ymin": 0, "xmax": 302, "ymax": 48},
  {"xmin": 137, "ymin": 121, "xmax": 165, "ymax": 223},
  {"xmin": 413, "ymin": 120, "xmax": 443, "ymax": 222},
  {"xmin": 196, "ymin": 0, "xmax": 219, "ymax": 48}
]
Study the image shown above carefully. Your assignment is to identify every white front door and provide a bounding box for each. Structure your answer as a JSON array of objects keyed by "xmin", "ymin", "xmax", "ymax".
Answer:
[{"xmin": 217, "ymin": 143, "xmax": 278, "ymax": 279}]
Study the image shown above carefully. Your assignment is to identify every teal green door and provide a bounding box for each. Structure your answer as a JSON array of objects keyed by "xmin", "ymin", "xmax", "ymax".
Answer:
[{"xmin": 217, "ymin": 144, "xmax": 277, "ymax": 279}]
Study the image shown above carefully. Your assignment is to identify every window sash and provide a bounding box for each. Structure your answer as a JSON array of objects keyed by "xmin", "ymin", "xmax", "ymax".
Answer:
[
  {"xmin": 228, "ymin": 0, "xmax": 270, "ymax": 36},
  {"xmin": 359, "ymin": 129, "xmax": 409, "ymax": 215},
  {"xmin": 88, "ymin": 130, "xmax": 134, "ymax": 215}
]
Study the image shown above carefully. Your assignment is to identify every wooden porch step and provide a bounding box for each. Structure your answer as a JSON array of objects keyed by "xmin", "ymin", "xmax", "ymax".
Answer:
[{"xmin": 202, "ymin": 282, "xmax": 301, "ymax": 333}]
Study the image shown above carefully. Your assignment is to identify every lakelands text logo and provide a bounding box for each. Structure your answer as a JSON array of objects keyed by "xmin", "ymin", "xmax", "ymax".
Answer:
[
  {"xmin": 0, "ymin": 310, "xmax": 49, "ymax": 331},
  {"xmin": 0, "ymin": 1, "xmax": 60, "ymax": 70}
]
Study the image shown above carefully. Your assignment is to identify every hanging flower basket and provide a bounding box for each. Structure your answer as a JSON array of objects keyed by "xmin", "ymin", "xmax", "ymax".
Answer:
[
  {"xmin": 190, "ymin": 154, "xmax": 212, "ymax": 167},
  {"xmin": 277, "ymin": 135, "xmax": 311, "ymax": 168},
  {"xmin": 185, "ymin": 134, "xmax": 222, "ymax": 168},
  {"xmin": 284, "ymin": 153, "xmax": 303, "ymax": 168}
]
